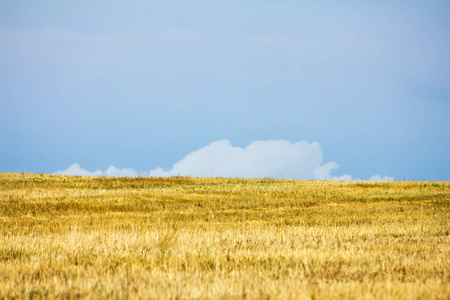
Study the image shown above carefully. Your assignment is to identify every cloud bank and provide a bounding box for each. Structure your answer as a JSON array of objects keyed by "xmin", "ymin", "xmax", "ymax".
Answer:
[
  {"xmin": 149, "ymin": 140, "xmax": 340, "ymax": 179},
  {"xmin": 54, "ymin": 140, "xmax": 393, "ymax": 181},
  {"xmin": 54, "ymin": 164, "xmax": 140, "ymax": 177}
]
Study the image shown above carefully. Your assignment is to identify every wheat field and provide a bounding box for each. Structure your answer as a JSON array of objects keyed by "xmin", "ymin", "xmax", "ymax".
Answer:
[{"xmin": 0, "ymin": 173, "xmax": 449, "ymax": 299}]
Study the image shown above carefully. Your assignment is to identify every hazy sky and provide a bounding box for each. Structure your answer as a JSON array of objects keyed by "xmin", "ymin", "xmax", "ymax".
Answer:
[{"xmin": 1, "ymin": 1, "xmax": 449, "ymax": 180}]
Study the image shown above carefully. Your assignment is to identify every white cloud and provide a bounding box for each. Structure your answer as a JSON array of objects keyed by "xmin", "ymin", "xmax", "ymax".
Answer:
[
  {"xmin": 369, "ymin": 174, "xmax": 395, "ymax": 182},
  {"xmin": 54, "ymin": 164, "xmax": 101, "ymax": 176},
  {"xmin": 53, "ymin": 140, "xmax": 393, "ymax": 181},
  {"xmin": 103, "ymin": 166, "xmax": 140, "ymax": 177},
  {"xmin": 54, "ymin": 163, "xmax": 139, "ymax": 177},
  {"xmin": 332, "ymin": 174, "xmax": 353, "ymax": 181},
  {"xmin": 332, "ymin": 174, "xmax": 395, "ymax": 181},
  {"xmin": 149, "ymin": 139, "xmax": 345, "ymax": 180}
]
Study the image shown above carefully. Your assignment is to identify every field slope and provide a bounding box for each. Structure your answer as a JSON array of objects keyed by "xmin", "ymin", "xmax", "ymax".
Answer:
[{"xmin": 0, "ymin": 173, "xmax": 449, "ymax": 299}]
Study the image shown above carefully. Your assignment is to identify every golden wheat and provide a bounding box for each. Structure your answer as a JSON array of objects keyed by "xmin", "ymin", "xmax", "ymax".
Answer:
[{"xmin": 0, "ymin": 173, "xmax": 449, "ymax": 299}]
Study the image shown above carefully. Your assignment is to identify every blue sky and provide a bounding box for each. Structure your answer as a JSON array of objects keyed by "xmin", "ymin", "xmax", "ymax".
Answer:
[{"xmin": 1, "ymin": 1, "xmax": 449, "ymax": 180}]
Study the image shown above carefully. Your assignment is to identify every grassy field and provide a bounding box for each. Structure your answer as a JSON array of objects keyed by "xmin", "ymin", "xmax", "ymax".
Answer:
[{"xmin": 0, "ymin": 173, "xmax": 449, "ymax": 299}]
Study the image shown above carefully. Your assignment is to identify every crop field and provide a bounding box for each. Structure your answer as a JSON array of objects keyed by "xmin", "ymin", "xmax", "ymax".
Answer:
[{"xmin": 0, "ymin": 173, "xmax": 449, "ymax": 299}]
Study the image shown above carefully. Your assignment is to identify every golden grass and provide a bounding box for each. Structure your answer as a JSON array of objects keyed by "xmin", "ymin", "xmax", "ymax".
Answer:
[{"xmin": 0, "ymin": 173, "xmax": 449, "ymax": 299}]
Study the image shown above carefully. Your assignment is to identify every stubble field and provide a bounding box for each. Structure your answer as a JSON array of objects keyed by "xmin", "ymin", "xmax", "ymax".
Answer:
[{"xmin": 0, "ymin": 173, "xmax": 449, "ymax": 299}]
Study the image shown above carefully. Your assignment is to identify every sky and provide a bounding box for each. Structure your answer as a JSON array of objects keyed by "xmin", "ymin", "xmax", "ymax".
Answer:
[{"xmin": 1, "ymin": 1, "xmax": 449, "ymax": 180}]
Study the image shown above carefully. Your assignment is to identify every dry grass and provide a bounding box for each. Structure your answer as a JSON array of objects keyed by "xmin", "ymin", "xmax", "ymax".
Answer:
[{"xmin": 0, "ymin": 173, "xmax": 449, "ymax": 299}]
